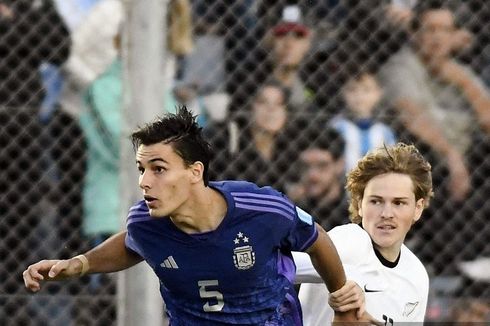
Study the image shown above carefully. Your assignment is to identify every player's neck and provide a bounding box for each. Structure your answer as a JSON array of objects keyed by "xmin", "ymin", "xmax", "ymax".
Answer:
[
  {"xmin": 169, "ymin": 187, "xmax": 227, "ymax": 234},
  {"xmin": 374, "ymin": 244, "xmax": 402, "ymax": 263}
]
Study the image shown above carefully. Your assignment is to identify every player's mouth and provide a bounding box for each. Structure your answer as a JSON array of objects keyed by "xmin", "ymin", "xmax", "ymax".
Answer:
[
  {"xmin": 377, "ymin": 224, "xmax": 396, "ymax": 231},
  {"xmin": 144, "ymin": 195, "xmax": 158, "ymax": 206}
]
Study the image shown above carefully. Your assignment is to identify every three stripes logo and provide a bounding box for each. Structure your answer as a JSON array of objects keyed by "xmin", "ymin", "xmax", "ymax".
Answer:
[{"xmin": 160, "ymin": 256, "xmax": 179, "ymax": 269}]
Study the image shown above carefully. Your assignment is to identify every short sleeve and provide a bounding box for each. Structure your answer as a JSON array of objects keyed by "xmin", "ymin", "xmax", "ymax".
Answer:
[
  {"xmin": 124, "ymin": 231, "xmax": 144, "ymax": 258},
  {"xmin": 124, "ymin": 200, "xmax": 151, "ymax": 258},
  {"xmin": 281, "ymin": 206, "xmax": 318, "ymax": 252}
]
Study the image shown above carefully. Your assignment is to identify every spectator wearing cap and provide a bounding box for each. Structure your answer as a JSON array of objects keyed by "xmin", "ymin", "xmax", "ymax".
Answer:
[{"xmin": 267, "ymin": 5, "xmax": 314, "ymax": 112}]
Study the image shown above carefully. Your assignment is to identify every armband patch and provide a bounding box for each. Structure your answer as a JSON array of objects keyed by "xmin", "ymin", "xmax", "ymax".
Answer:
[{"xmin": 296, "ymin": 206, "xmax": 313, "ymax": 225}]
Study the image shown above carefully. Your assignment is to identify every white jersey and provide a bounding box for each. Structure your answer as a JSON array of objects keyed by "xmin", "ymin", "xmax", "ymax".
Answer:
[{"xmin": 293, "ymin": 224, "xmax": 429, "ymax": 325}]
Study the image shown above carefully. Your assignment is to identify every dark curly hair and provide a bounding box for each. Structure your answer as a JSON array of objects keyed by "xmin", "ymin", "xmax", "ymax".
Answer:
[{"xmin": 131, "ymin": 106, "xmax": 213, "ymax": 186}]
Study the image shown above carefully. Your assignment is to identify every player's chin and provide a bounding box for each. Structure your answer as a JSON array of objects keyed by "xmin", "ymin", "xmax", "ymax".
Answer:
[{"xmin": 148, "ymin": 207, "xmax": 167, "ymax": 218}]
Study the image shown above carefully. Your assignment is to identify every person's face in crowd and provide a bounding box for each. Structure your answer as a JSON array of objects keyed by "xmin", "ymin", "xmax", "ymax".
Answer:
[
  {"xmin": 298, "ymin": 148, "xmax": 343, "ymax": 199},
  {"xmin": 252, "ymin": 85, "xmax": 287, "ymax": 134},
  {"xmin": 272, "ymin": 30, "xmax": 311, "ymax": 69},
  {"xmin": 415, "ymin": 8, "xmax": 456, "ymax": 62},
  {"xmin": 359, "ymin": 173, "xmax": 424, "ymax": 261},
  {"xmin": 0, "ymin": 3, "xmax": 14, "ymax": 20},
  {"xmin": 342, "ymin": 73, "xmax": 382, "ymax": 119},
  {"xmin": 137, "ymin": 142, "xmax": 202, "ymax": 217}
]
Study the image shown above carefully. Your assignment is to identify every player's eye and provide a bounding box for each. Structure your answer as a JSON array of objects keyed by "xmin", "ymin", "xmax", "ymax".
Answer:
[
  {"xmin": 154, "ymin": 166, "xmax": 166, "ymax": 173},
  {"xmin": 137, "ymin": 167, "xmax": 144, "ymax": 175}
]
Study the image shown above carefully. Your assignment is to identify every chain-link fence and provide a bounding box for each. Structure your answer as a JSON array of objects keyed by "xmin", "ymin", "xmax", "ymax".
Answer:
[{"xmin": 1, "ymin": 0, "xmax": 489, "ymax": 324}]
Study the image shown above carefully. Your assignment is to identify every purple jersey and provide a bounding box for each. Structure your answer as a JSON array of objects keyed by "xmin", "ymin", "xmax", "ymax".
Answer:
[{"xmin": 125, "ymin": 180, "xmax": 318, "ymax": 325}]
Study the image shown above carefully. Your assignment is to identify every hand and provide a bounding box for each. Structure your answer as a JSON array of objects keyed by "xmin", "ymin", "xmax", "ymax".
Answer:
[
  {"xmin": 329, "ymin": 280, "xmax": 365, "ymax": 319},
  {"xmin": 451, "ymin": 28, "xmax": 473, "ymax": 53},
  {"xmin": 385, "ymin": 5, "xmax": 413, "ymax": 29},
  {"xmin": 431, "ymin": 59, "xmax": 468, "ymax": 87},
  {"xmin": 333, "ymin": 310, "xmax": 382, "ymax": 326},
  {"xmin": 0, "ymin": 4, "xmax": 14, "ymax": 20},
  {"xmin": 23, "ymin": 258, "xmax": 83, "ymax": 292}
]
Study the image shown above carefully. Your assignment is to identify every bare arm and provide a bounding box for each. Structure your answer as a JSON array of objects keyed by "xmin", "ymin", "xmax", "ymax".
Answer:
[
  {"xmin": 435, "ymin": 60, "xmax": 490, "ymax": 133},
  {"xmin": 83, "ymin": 231, "xmax": 142, "ymax": 273},
  {"xmin": 305, "ymin": 224, "xmax": 346, "ymax": 292},
  {"xmin": 306, "ymin": 224, "xmax": 358, "ymax": 322},
  {"xmin": 394, "ymin": 98, "xmax": 470, "ymax": 201},
  {"xmin": 23, "ymin": 231, "xmax": 142, "ymax": 292},
  {"xmin": 394, "ymin": 98, "xmax": 458, "ymax": 157}
]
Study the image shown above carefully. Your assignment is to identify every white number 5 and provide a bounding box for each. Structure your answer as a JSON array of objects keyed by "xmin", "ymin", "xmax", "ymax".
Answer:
[{"xmin": 198, "ymin": 280, "xmax": 224, "ymax": 312}]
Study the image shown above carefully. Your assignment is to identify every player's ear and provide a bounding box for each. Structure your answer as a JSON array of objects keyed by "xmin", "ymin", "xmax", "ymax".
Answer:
[
  {"xmin": 413, "ymin": 198, "xmax": 424, "ymax": 223},
  {"xmin": 357, "ymin": 197, "xmax": 363, "ymax": 217},
  {"xmin": 189, "ymin": 161, "xmax": 204, "ymax": 184}
]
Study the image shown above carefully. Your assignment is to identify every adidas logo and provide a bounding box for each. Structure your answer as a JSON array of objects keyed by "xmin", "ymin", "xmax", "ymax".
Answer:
[{"xmin": 160, "ymin": 256, "xmax": 179, "ymax": 269}]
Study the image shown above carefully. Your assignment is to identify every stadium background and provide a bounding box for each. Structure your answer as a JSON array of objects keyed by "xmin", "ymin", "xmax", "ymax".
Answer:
[{"xmin": 0, "ymin": 0, "xmax": 489, "ymax": 324}]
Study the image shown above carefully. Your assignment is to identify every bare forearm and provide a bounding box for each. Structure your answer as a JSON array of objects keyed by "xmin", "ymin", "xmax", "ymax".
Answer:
[
  {"xmin": 306, "ymin": 224, "xmax": 346, "ymax": 292},
  {"xmin": 83, "ymin": 231, "xmax": 143, "ymax": 274},
  {"xmin": 394, "ymin": 98, "xmax": 456, "ymax": 156},
  {"xmin": 457, "ymin": 76, "xmax": 490, "ymax": 132}
]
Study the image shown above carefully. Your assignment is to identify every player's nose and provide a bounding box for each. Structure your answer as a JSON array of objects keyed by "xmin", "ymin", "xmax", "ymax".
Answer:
[
  {"xmin": 380, "ymin": 203, "xmax": 394, "ymax": 219},
  {"xmin": 139, "ymin": 171, "xmax": 152, "ymax": 190}
]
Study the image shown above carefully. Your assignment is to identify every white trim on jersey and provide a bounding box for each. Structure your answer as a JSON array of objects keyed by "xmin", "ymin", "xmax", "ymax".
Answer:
[{"xmin": 293, "ymin": 224, "xmax": 429, "ymax": 325}]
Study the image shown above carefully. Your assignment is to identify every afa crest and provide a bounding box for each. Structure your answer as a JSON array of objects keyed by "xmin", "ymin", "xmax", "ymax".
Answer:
[{"xmin": 232, "ymin": 232, "xmax": 255, "ymax": 270}]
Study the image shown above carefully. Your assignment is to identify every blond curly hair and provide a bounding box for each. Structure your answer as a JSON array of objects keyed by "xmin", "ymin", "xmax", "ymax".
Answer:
[{"xmin": 346, "ymin": 143, "xmax": 434, "ymax": 224}]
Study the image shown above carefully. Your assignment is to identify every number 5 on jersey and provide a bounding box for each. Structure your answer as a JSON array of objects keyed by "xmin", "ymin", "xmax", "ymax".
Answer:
[{"xmin": 198, "ymin": 280, "xmax": 224, "ymax": 312}]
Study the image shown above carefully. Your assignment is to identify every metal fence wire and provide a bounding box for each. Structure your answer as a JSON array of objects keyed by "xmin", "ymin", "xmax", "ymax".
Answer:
[{"xmin": 1, "ymin": 0, "xmax": 489, "ymax": 324}]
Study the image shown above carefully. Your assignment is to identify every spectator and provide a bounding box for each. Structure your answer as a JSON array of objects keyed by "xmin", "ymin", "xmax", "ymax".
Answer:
[
  {"xmin": 330, "ymin": 65, "xmax": 396, "ymax": 173},
  {"xmin": 170, "ymin": 0, "xmax": 232, "ymax": 126},
  {"xmin": 378, "ymin": 0, "xmax": 490, "ymax": 202},
  {"xmin": 58, "ymin": 0, "xmax": 123, "ymax": 118},
  {"xmin": 205, "ymin": 80, "xmax": 293, "ymax": 191},
  {"xmin": 266, "ymin": 5, "xmax": 314, "ymax": 112},
  {"xmin": 233, "ymin": 3, "xmax": 314, "ymax": 114},
  {"xmin": 0, "ymin": 0, "xmax": 70, "ymax": 108},
  {"xmin": 0, "ymin": 0, "xmax": 71, "ymax": 278},
  {"xmin": 285, "ymin": 126, "xmax": 349, "ymax": 231},
  {"xmin": 303, "ymin": 0, "xmax": 407, "ymax": 118},
  {"xmin": 0, "ymin": 0, "xmax": 75, "ymax": 323},
  {"xmin": 378, "ymin": 0, "xmax": 490, "ymax": 274},
  {"xmin": 79, "ymin": 26, "xmax": 177, "ymax": 254}
]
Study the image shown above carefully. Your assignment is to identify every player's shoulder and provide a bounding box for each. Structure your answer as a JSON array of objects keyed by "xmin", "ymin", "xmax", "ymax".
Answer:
[
  {"xmin": 328, "ymin": 224, "xmax": 373, "ymax": 262},
  {"xmin": 328, "ymin": 223, "xmax": 371, "ymax": 243},
  {"xmin": 126, "ymin": 200, "xmax": 151, "ymax": 226},
  {"xmin": 210, "ymin": 180, "xmax": 285, "ymax": 197},
  {"xmin": 401, "ymin": 245, "xmax": 429, "ymax": 279},
  {"xmin": 211, "ymin": 180, "xmax": 299, "ymax": 222}
]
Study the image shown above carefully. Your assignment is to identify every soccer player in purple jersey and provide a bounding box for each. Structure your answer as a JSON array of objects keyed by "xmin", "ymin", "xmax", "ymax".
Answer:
[{"xmin": 23, "ymin": 106, "xmax": 370, "ymax": 325}]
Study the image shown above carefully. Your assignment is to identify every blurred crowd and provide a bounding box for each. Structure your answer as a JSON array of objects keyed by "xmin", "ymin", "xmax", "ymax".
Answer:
[{"xmin": 0, "ymin": 0, "xmax": 489, "ymax": 323}]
